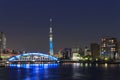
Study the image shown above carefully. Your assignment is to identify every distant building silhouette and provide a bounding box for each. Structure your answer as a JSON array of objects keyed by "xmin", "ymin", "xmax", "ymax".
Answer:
[
  {"xmin": 90, "ymin": 43, "xmax": 100, "ymax": 59},
  {"xmin": 61, "ymin": 48, "xmax": 72, "ymax": 59},
  {"xmin": 117, "ymin": 41, "xmax": 120, "ymax": 59},
  {"xmin": 84, "ymin": 47, "xmax": 91, "ymax": 56}
]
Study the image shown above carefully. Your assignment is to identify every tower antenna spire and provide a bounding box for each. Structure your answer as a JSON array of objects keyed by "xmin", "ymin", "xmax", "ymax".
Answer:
[{"xmin": 50, "ymin": 18, "xmax": 52, "ymax": 22}]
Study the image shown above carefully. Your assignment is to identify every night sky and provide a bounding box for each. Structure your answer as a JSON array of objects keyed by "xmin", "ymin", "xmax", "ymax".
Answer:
[{"xmin": 0, "ymin": 0, "xmax": 120, "ymax": 53}]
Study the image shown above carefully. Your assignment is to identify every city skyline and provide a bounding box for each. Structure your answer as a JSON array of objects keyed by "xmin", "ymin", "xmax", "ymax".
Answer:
[{"xmin": 0, "ymin": 0, "xmax": 120, "ymax": 53}]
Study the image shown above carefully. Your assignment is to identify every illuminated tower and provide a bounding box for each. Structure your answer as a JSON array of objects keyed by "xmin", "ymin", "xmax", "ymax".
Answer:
[{"xmin": 49, "ymin": 18, "xmax": 54, "ymax": 55}]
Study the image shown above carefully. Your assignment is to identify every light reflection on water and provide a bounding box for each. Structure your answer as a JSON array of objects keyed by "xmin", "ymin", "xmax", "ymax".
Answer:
[
  {"xmin": 1, "ymin": 63, "xmax": 120, "ymax": 80},
  {"xmin": 104, "ymin": 63, "xmax": 108, "ymax": 68},
  {"xmin": 8, "ymin": 64, "xmax": 59, "ymax": 80}
]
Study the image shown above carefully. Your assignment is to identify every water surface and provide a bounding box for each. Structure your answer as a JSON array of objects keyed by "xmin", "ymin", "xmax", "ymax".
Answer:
[{"xmin": 0, "ymin": 63, "xmax": 120, "ymax": 80}]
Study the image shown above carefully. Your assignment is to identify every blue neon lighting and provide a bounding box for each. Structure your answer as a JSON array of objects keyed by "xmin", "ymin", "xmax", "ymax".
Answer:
[
  {"xmin": 50, "ymin": 41, "xmax": 53, "ymax": 55},
  {"xmin": 8, "ymin": 64, "xmax": 58, "ymax": 69},
  {"xmin": 50, "ymin": 42, "xmax": 53, "ymax": 48},
  {"xmin": 8, "ymin": 52, "xmax": 58, "ymax": 61}
]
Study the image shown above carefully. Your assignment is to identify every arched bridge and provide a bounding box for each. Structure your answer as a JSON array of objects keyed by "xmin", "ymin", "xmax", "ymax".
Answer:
[{"xmin": 7, "ymin": 53, "xmax": 59, "ymax": 64}]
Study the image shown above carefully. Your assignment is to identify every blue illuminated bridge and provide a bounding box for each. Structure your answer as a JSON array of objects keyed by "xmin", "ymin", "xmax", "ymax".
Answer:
[{"xmin": 7, "ymin": 53, "xmax": 59, "ymax": 64}]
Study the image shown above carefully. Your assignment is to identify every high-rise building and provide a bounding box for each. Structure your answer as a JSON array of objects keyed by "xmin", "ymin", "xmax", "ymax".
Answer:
[
  {"xmin": 90, "ymin": 43, "xmax": 100, "ymax": 59},
  {"xmin": 117, "ymin": 41, "xmax": 120, "ymax": 59},
  {"xmin": 72, "ymin": 48, "xmax": 82, "ymax": 61},
  {"xmin": 61, "ymin": 48, "xmax": 72, "ymax": 59},
  {"xmin": 100, "ymin": 37, "xmax": 118, "ymax": 59},
  {"xmin": 72, "ymin": 48, "xmax": 82, "ymax": 54},
  {"xmin": 84, "ymin": 47, "xmax": 91, "ymax": 56},
  {"xmin": 49, "ymin": 18, "xmax": 54, "ymax": 55},
  {"xmin": 0, "ymin": 32, "xmax": 6, "ymax": 53}
]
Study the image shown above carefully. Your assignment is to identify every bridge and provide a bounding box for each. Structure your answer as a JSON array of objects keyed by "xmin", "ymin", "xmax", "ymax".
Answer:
[{"xmin": 7, "ymin": 52, "xmax": 59, "ymax": 64}]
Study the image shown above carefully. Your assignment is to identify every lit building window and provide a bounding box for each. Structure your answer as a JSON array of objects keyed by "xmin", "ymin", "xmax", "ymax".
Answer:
[
  {"xmin": 103, "ymin": 44, "xmax": 106, "ymax": 47},
  {"xmin": 111, "ymin": 48, "xmax": 115, "ymax": 51}
]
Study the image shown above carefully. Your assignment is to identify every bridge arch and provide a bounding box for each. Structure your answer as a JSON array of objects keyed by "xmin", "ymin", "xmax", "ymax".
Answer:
[{"xmin": 7, "ymin": 52, "xmax": 59, "ymax": 62}]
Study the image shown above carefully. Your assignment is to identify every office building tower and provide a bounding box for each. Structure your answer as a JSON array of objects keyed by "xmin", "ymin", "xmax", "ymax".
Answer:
[
  {"xmin": 117, "ymin": 41, "xmax": 120, "ymax": 59},
  {"xmin": 100, "ymin": 37, "xmax": 118, "ymax": 59},
  {"xmin": 90, "ymin": 43, "xmax": 100, "ymax": 59},
  {"xmin": 61, "ymin": 48, "xmax": 72, "ymax": 59},
  {"xmin": 84, "ymin": 47, "xmax": 91, "ymax": 56}
]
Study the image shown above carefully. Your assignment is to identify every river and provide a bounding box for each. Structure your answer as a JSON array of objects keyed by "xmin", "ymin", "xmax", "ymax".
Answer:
[{"xmin": 0, "ymin": 63, "xmax": 120, "ymax": 80}]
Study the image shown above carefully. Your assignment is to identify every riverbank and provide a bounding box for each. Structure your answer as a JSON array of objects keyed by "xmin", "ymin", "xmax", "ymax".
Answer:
[
  {"xmin": 1, "ymin": 60, "xmax": 120, "ymax": 67},
  {"xmin": 59, "ymin": 60, "xmax": 120, "ymax": 64}
]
